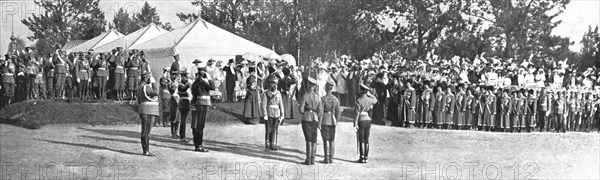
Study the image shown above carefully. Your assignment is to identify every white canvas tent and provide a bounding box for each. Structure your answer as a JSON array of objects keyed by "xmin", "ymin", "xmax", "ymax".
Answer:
[
  {"xmin": 93, "ymin": 23, "xmax": 168, "ymax": 53},
  {"xmin": 132, "ymin": 18, "xmax": 277, "ymax": 79},
  {"xmin": 64, "ymin": 29, "xmax": 124, "ymax": 53}
]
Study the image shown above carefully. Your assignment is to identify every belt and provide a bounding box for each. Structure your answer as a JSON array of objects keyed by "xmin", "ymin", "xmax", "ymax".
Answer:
[
  {"xmin": 268, "ymin": 105, "xmax": 279, "ymax": 108},
  {"xmin": 196, "ymin": 96, "xmax": 211, "ymax": 100},
  {"xmin": 360, "ymin": 112, "xmax": 369, "ymax": 115},
  {"xmin": 98, "ymin": 68, "xmax": 106, "ymax": 70},
  {"xmin": 3, "ymin": 73, "xmax": 14, "ymax": 76},
  {"xmin": 130, "ymin": 67, "xmax": 138, "ymax": 70},
  {"xmin": 180, "ymin": 96, "xmax": 192, "ymax": 100},
  {"xmin": 116, "ymin": 66, "xmax": 124, "ymax": 69},
  {"xmin": 79, "ymin": 70, "xmax": 88, "ymax": 72}
]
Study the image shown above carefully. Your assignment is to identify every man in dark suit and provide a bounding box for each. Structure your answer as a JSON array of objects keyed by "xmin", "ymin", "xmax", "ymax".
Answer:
[{"xmin": 222, "ymin": 59, "xmax": 237, "ymax": 102}]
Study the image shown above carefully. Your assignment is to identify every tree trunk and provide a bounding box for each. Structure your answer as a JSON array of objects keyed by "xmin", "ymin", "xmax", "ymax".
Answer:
[{"xmin": 503, "ymin": 32, "xmax": 512, "ymax": 58}]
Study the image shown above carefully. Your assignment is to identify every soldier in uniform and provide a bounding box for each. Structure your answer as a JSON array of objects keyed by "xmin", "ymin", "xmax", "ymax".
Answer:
[
  {"xmin": 159, "ymin": 68, "xmax": 172, "ymax": 127},
  {"xmin": 299, "ymin": 77, "xmax": 322, "ymax": 165},
  {"xmin": 404, "ymin": 80, "xmax": 417, "ymax": 128},
  {"xmin": 137, "ymin": 71, "xmax": 159, "ymax": 156},
  {"xmin": 465, "ymin": 87, "xmax": 474, "ymax": 130},
  {"xmin": 421, "ymin": 81, "xmax": 434, "ymax": 128},
  {"xmin": 538, "ymin": 88, "xmax": 551, "ymax": 132},
  {"xmin": 109, "ymin": 48, "xmax": 126, "ymax": 101},
  {"xmin": 444, "ymin": 85, "xmax": 455, "ymax": 129},
  {"xmin": 43, "ymin": 55, "xmax": 55, "ymax": 99},
  {"xmin": 582, "ymin": 92, "xmax": 593, "ymax": 132},
  {"xmin": 261, "ymin": 75, "xmax": 284, "ymax": 150},
  {"xmin": 567, "ymin": 91, "xmax": 578, "ymax": 131},
  {"xmin": 176, "ymin": 72, "xmax": 193, "ymax": 142},
  {"xmin": 500, "ymin": 89, "xmax": 510, "ymax": 132},
  {"xmin": 320, "ymin": 78, "xmax": 340, "ymax": 164},
  {"xmin": 191, "ymin": 67, "xmax": 215, "ymax": 152},
  {"xmin": 53, "ymin": 50, "xmax": 71, "ymax": 99},
  {"xmin": 553, "ymin": 90, "xmax": 567, "ymax": 133},
  {"xmin": 91, "ymin": 54, "xmax": 109, "ymax": 100},
  {"xmin": 75, "ymin": 53, "xmax": 91, "ymax": 100},
  {"xmin": 126, "ymin": 51, "xmax": 141, "ymax": 102},
  {"xmin": 574, "ymin": 92, "xmax": 584, "ymax": 131},
  {"xmin": 483, "ymin": 86, "xmax": 496, "ymax": 131},
  {"xmin": 354, "ymin": 83, "xmax": 377, "ymax": 164},
  {"xmin": 434, "ymin": 85, "xmax": 445, "ymax": 129},
  {"xmin": 526, "ymin": 89, "xmax": 537, "ymax": 132},
  {"xmin": 1, "ymin": 56, "xmax": 15, "ymax": 107},
  {"xmin": 455, "ymin": 84, "xmax": 466, "ymax": 129},
  {"xmin": 33, "ymin": 57, "xmax": 45, "ymax": 99},
  {"xmin": 472, "ymin": 86, "xmax": 484, "ymax": 130}
]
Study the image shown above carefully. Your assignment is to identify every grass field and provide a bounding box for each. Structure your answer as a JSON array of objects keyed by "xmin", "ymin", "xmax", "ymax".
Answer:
[{"xmin": 0, "ymin": 101, "xmax": 598, "ymax": 179}]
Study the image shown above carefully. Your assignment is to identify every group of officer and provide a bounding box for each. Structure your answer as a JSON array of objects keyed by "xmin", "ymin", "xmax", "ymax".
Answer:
[
  {"xmin": 382, "ymin": 78, "xmax": 600, "ymax": 133},
  {"xmin": 0, "ymin": 46, "xmax": 150, "ymax": 108}
]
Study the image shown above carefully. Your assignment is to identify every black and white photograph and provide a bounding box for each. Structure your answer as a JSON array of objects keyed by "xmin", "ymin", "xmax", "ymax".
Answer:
[{"xmin": 0, "ymin": 0, "xmax": 599, "ymax": 179}]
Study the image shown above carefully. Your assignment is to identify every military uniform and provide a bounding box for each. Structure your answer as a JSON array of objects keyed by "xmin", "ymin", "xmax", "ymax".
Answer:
[
  {"xmin": 262, "ymin": 77, "xmax": 284, "ymax": 151},
  {"xmin": 483, "ymin": 90, "xmax": 496, "ymax": 131},
  {"xmin": 404, "ymin": 86, "xmax": 417, "ymax": 127},
  {"xmin": 444, "ymin": 89, "xmax": 455, "ymax": 129},
  {"xmin": 91, "ymin": 56, "xmax": 108, "ymax": 99},
  {"xmin": 1, "ymin": 59, "xmax": 15, "ymax": 107},
  {"xmin": 75, "ymin": 58, "xmax": 91, "ymax": 99},
  {"xmin": 191, "ymin": 68, "xmax": 215, "ymax": 152},
  {"xmin": 421, "ymin": 87, "xmax": 434, "ymax": 128},
  {"xmin": 434, "ymin": 90, "xmax": 445, "ymax": 128},
  {"xmin": 125, "ymin": 55, "xmax": 140, "ymax": 100},
  {"xmin": 465, "ymin": 92, "xmax": 474, "ymax": 129},
  {"xmin": 137, "ymin": 72, "xmax": 159, "ymax": 156},
  {"xmin": 553, "ymin": 93, "xmax": 566, "ymax": 133},
  {"xmin": 455, "ymin": 89, "xmax": 466, "ymax": 129},
  {"xmin": 500, "ymin": 92, "xmax": 510, "ymax": 131},
  {"xmin": 109, "ymin": 51, "xmax": 126, "ymax": 100},
  {"xmin": 177, "ymin": 77, "xmax": 192, "ymax": 142},
  {"xmin": 299, "ymin": 77, "xmax": 322, "ymax": 165},
  {"xmin": 526, "ymin": 92, "xmax": 537, "ymax": 132},
  {"xmin": 43, "ymin": 57, "xmax": 55, "ymax": 98},
  {"xmin": 472, "ymin": 92, "xmax": 483, "ymax": 130},
  {"xmin": 537, "ymin": 90, "xmax": 550, "ymax": 132},
  {"xmin": 53, "ymin": 53, "xmax": 70, "ymax": 98},
  {"xmin": 582, "ymin": 95, "xmax": 593, "ymax": 132},
  {"xmin": 319, "ymin": 80, "xmax": 340, "ymax": 164},
  {"xmin": 354, "ymin": 83, "xmax": 377, "ymax": 164}
]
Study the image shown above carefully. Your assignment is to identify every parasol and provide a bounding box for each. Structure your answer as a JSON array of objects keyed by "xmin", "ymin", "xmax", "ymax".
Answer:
[
  {"xmin": 263, "ymin": 53, "xmax": 282, "ymax": 61},
  {"xmin": 280, "ymin": 54, "xmax": 296, "ymax": 66},
  {"xmin": 242, "ymin": 52, "xmax": 262, "ymax": 62}
]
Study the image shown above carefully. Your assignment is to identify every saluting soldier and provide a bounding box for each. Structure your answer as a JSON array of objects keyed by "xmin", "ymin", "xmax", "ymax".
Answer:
[
  {"xmin": 126, "ymin": 51, "xmax": 141, "ymax": 102},
  {"xmin": 177, "ymin": 72, "xmax": 192, "ymax": 142},
  {"xmin": 455, "ymin": 84, "xmax": 466, "ymax": 129},
  {"xmin": 444, "ymin": 85, "xmax": 455, "ymax": 130},
  {"xmin": 421, "ymin": 81, "xmax": 434, "ymax": 128},
  {"xmin": 137, "ymin": 71, "xmax": 159, "ymax": 156},
  {"xmin": 191, "ymin": 67, "xmax": 215, "ymax": 152},
  {"xmin": 434, "ymin": 85, "xmax": 445, "ymax": 129},
  {"xmin": 1, "ymin": 56, "xmax": 15, "ymax": 107},
  {"xmin": 538, "ymin": 88, "xmax": 551, "ymax": 132},
  {"xmin": 299, "ymin": 77, "xmax": 322, "ymax": 165},
  {"xmin": 53, "ymin": 50, "xmax": 71, "ymax": 99},
  {"xmin": 262, "ymin": 75, "xmax": 285, "ymax": 151},
  {"xmin": 109, "ymin": 48, "xmax": 126, "ymax": 101},
  {"xmin": 319, "ymin": 78, "xmax": 340, "ymax": 164},
  {"xmin": 354, "ymin": 83, "xmax": 377, "ymax": 164},
  {"xmin": 75, "ymin": 53, "xmax": 91, "ymax": 100},
  {"xmin": 526, "ymin": 89, "xmax": 537, "ymax": 132},
  {"xmin": 404, "ymin": 80, "xmax": 417, "ymax": 128},
  {"xmin": 499, "ymin": 89, "xmax": 510, "ymax": 132},
  {"xmin": 92, "ymin": 54, "xmax": 109, "ymax": 100}
]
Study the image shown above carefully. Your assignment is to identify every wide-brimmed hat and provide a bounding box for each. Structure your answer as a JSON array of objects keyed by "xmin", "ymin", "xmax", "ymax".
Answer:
[
  {"xmin": 192, "ymin": 59, "xmax": 202, "ymax": 64},
  {"xmin": 307, "ymin": 77, "xmax": 317, "ymax": 85},
  {"xmin": 359, "ymin": 83, "xmax": 370, "ymax": 91}
]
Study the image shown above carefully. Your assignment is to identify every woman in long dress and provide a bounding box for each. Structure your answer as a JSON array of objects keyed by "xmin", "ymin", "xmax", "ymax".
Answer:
[{"xmin": 243, "ymin": 67, "xmax": 262, "ymax": 124}]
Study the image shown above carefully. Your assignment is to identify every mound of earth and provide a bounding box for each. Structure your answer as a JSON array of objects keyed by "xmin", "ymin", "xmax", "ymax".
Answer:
[
  {"xmin": 0, "ymin": 100, "xmax": 141, "ymax": 129},
  {"xmin": 0, "ymin": 101, "xmax": 253, "ymax": 129}
]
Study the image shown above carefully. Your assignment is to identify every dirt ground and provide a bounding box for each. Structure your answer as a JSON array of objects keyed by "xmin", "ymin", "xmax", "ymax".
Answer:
[{"xmin": 0, "ymin": 102, "xmax": 599, "ymax": 179}]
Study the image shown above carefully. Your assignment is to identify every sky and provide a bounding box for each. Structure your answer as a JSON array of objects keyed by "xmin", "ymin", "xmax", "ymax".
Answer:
[{"xmin": 0, "ymin": 0, "xmax": 599, "ymax": 54}]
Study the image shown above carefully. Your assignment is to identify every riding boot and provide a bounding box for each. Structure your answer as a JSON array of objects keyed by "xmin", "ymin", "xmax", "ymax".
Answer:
[
  {"xmin": 171, "ymin": 122, "xmax": 179, "ymax": 138},
  {"xmin": 329, "ymin": 141, "xmax": 335, "ymax": 164},
  {"xmin": 311, "ymin": 142, "xmax": 317, "ymax": 165},
  {"xmin": 357, "ymin": 142, "xmax": 364, "ymax": 163},
  {"xmin": 265, "ymin": 140, "xmax": 270, "ymax": 151},
  {"xmin": 364, "ymin": 143, "xmax": 369, "ymax": 164},
  {"xmin": 320, "ymin": 141, "xmax": 329, "ymax": 164},
  {"xmin": 270, "ymin": 132, "xmax": 278, "ymax": 150},
  {"xmin": 304, "ymin": 142, "xmax": 311, "ymax": 165}
]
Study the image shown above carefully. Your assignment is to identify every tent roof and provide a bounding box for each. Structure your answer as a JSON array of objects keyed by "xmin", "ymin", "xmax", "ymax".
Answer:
[
  {"xmin": 132, "ymin": 18, "xmax": 276, "ymax": 59},
  {"xmin": 61, "ymin": 40, "xmax": 86, "ymax": 51},
  {"xmin": 93, "ymin": 23, "xmax": 168, "ymax": 53},
  {"xmin": 65, "ymin": 29, "xmax": 124, "ymax": 53}
]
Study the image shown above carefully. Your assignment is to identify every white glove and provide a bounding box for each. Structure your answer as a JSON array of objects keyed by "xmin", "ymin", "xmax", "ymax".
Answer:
[
  {"xmin": 77, "ymin": 78, "xmax": 80, "ymax": 83},
  {"xmin": 149, "ymin": 76, "xmax": 156, "ymax": 84},
  {"xmin": 263, "ymin": 116, "xmax": 268, "ymax": 120},
  {"xmin": 88, "ymin": 78, "xmax": 91, "ymax": 82}
]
